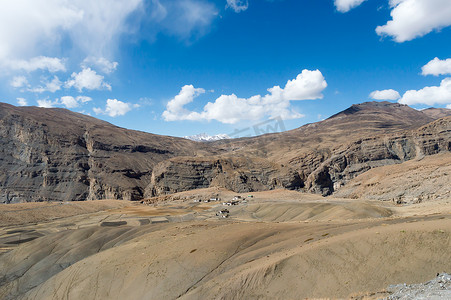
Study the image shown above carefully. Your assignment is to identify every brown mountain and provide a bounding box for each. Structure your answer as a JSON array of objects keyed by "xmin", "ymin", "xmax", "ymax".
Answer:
[
  {"xmin": 421, "ymin": 107, "xmax": 451, "ymax": 119},
  {"xmin": 148, "ymin": 102, "xmax": 450, "ymax": 196},
  {"xmin": 0, "ymin": 101, "xmax": 450, "ymax": 202},
  {"xmin": 0, "ymin": 103, "xmax": 213, "ymax": 203}
]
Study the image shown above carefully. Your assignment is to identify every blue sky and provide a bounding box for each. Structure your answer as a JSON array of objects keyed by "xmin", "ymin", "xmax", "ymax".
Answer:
[{"xmin": 1, "ymin": 0, "xmax": 451, "ymax": 137}]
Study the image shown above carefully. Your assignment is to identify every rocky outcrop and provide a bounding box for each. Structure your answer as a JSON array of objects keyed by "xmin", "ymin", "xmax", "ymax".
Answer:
[
  {"xmin": 145, "ymin": 116, "xmax": 450, "ymax": 197},
  {"xmin": 0, "ymin": 103, "xmax": 208, "ymax": 203},
  {"xmin": 145, "ymin": 156, "xmax": 302, "ymax": 197},
  {"xmin": 333, "ymin": 152, "xmax": 451, "ymax": 202},
  {"xmin": 303, "ymin": 117, "xmax": 451, "ymax": 195},
  {"xmin": 1, "ymin": 101, "xmax": 449, "ymax": 202}
]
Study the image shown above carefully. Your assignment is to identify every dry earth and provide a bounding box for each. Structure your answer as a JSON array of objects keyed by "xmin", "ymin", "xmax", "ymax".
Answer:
[
  {"xmin": 335, "ymin": 153, "xmax": 451, "ymax": 203},
  {"xmin": 0, "ymin": 185, "xmax": 450, "ymax": 299}
]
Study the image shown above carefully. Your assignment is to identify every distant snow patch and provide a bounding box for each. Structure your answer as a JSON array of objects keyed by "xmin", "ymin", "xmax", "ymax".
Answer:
[{"xmin": 184, "ymin": 133, "xmax": 230, "ymax": 142}]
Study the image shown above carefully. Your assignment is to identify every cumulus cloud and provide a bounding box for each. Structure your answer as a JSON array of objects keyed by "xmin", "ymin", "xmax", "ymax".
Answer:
[
  {"xmin": 376, "ymin": 0, "xmax": 451, "ymax": 42},
  {"xmin": 7, "ymin": 56, "xmax": 66, "ymax": 73},
  {"xmin": 65, "ymin": 68, "xmax": 111, "ymax": 92},
  {"xmin": 334, "ymin": 0, "xmax": 367, "ymax": 13},
  {"xmin": 17, "ymin": 98, "xmax": 28, "ymax": 106},
  {"xmin": 447, "ymin": 104, "xmax": 451, "ymax": 109},
  {"xmin": 422, "ymin": 57, "xmax": 451, "ymax": 76},
  {"xmin": 10, "ymin": 76, "xmax": 29, "ymax": 88},
  {"xmin": 28, "ymin": 76, "xmax": 62, "ymax": 93},
  {"xmin": 60, "ymin": 96, "xmax": 92, "ymax": 109},
  {"xmin": 81, "ymin": 57, "xmax": 119, "ymax": 74},
  {"xmin": 37, "ymin": 98, "xmax": 58, "ymax": 108},
  {"xmin": 94, "ymin": 99, "xmax": 138, "ymax": 117},
  {"xmin": 163, "ymin": 69, "xmax": 327, "ymax": 124},
  {"xmin": 369, "ymin": 89, "xmax": 401, "ymax": 100},
  {"xmin": 163, "ymin": 85, "xmax": 206, "ymax": 121},
  {"xmin": 398, "ymin": 77, "xmax": 451, "ymax": 105},
  {"xmin": 226, "ymin": 0, "xmax": 249, "ymax": 13}
]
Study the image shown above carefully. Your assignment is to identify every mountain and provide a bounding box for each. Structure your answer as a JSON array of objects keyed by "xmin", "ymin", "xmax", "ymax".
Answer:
[
  {"xmin": 0, "ymin": 103, "xmax": 214, "ymax": 203},
  {"xmin": 184, "ymin": 133, "xmax": 230, "ymax": 142},
  {"xmin": 0, "ymin": 101, "xmax": 450, "ymax": 202},
  {"xmin": 421, "ymin": 107, "xmax": 451, "ymax": 119},
  {"xmin": 147, "ymin": 102, "xmax": 450, "ymax": 196}
]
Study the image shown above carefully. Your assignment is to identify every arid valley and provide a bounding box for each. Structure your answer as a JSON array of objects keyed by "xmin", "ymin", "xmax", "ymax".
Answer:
[
  {"xmin": 1, "ymin": 101, "xmax": 450, "ymax": 299},
  {"xmin": 1, "ymin": 188, "xmax": 450, "ymax": 299},
  {"xmin": 2, "ymin": 1, "xmax": 451, "ymax": 299}
]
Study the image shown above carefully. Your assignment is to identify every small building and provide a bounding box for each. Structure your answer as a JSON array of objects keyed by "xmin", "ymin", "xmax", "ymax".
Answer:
[{"xmin": 216, "ymin": 209, "xmax": 230, "ymax": 218}]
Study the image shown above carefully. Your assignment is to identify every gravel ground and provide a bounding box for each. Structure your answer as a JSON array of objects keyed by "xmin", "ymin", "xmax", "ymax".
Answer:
[{"xmin": 385, "ymin": 273, "xmax": 451, "ymax": 299}]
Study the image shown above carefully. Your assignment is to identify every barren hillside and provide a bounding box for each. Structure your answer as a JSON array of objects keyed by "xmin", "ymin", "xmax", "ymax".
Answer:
[{"xmin": 1, "ymin": 101, "xmax": 450, "ymax": 202}]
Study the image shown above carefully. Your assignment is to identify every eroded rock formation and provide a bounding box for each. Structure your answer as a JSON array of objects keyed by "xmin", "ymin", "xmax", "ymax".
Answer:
[{"xmin": 0, "ymin": 101, "xmax": 450, "ymax": 202}]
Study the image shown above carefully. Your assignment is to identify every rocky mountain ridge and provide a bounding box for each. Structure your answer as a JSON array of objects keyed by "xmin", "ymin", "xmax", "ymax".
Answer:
[
  {"xmin": 0, "ymin": 103, "xmax": 213, "ymax": 203},
  {"xmin": 147, "ymin": 115, "xmax": 450, "ymax": 197},
  {"xmin": 0, "ymin": 101, "xmax": 450, "ymax": 202}
]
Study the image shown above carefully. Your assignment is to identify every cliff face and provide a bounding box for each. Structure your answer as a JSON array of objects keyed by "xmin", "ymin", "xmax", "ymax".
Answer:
[
  {"xmin": 143, "ymin": 117, "xmax": 450, "ymax": 197},
  {"xmin": 1, "ymin": 101, "xmax": 450, "ymax": 202},
  {"xmin": 145, "ymin": 156, "xmax": 302, "ymax": 197},
  {"xmin": 0, "ymin": 103, "xmax": 208, "ymax": 203},
  {"xmin": 303, "ymin": 117, "xmax": 451, "ymax": 195}
]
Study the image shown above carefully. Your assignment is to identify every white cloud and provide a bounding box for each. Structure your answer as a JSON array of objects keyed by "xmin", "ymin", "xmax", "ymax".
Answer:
[
  {"xmin": 81, "ymin": 57, "xmax": 119, "ymax": 74},
  {"xmin": 45, "ymin": 76, "xmax": 63, "ymax": 93},
  {"xmin": 0, "ymin": 0, "xmax": 143, "ymax": 65},
  {"xmin": 60, "ymin": 95, "xmax": 92, "ymax": 109},
  {"xmin": 17, "ymin": 98, "xmax": 28, "ymax": 106},
  {"xmin": 29, "ymin": 76, "xmax": 62, "ymax": 93},
  {"xmin": 226, "ymin": 0, "xmax": 249, "ymax": 13},
  {"xmin": 37, "ymin": 98, "xmax": 58, "ymax": 108},
  {"xmin": 447, "ymin": 104, "xmax": 451, "ymax": 109},
  {"xmin": 65, "ymin": 68, "xmax": 111, "ymax": 92},
  {"xmin": 60, "ymin": 96, "xmax": 79, "ymax": 109},
  {"xmin": 7, "ymin": 56, "xmax": 66, "ymax": 73},
  {"xmin": 334, "ymin": 0, "xmax": 367, "ymax": 13},
  {"xmin": 10, "ymin": 76, "xmax": 29, "ymax": 88},
  {"xmin": 163, "ymin": 85, "xmax": 206, "ymax": 121},
  {"xmin": 94, "ymin": 99, "xmax": 138, "ymax": 117},
  {"xmin": 369, "ymin": 89, "xmax": 401, "ymax": 100},
  {"xmin": 398, "ymin": 77, "xmax": 451, "ymax": 105},
  {"xmin": 376, "ymin": 0, "xmax": 451, "ymax": 42},
  {"xmin": 77, "ymin": 96, "xmax": 93, "ymax": 103},
  {"xmin": 422, "ymin": 57, "xmax": 451, "ymax": 76},
  {"xmin": 163, "ymin": 69, "xmax": 327, "ymax": 124},
  {"xmin": 149, "ymin": 0, "xmax": 218, "ymax": 39}
]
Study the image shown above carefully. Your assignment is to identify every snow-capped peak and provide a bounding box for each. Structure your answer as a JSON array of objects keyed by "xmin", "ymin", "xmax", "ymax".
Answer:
[{"xmin": 184, "ymin": 133, "xmax": 230, "ymax": 142}]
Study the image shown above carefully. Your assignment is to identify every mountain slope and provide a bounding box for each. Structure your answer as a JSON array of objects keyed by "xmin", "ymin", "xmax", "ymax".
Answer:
[
  {"xmin": 421, "ymin": 107, "xmax": 451, "ymax": 119},
  {"xmin": 146, "ymin": 102, "xmax": 450, "ymax": 197},
  {"xmin": 1, "ymin": 101, "xmax": 449, "ymax": 202},
  {"xmin": 0, "ymin": 103, "xmax": 213, "ymax": 203}
]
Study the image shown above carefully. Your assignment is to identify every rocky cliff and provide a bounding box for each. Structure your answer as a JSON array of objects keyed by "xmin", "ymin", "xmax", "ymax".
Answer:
[
  {"xmin": 0, "ymin": 103, "xmax": 210, "ymax": 203},
  {"xmin": 145, "ymin": 103, "xmax": 450, "ymax": 197},
  {"xmin": 1, "ymin": 101, "xmax": 450, "ymax": 202},
  {"xmin": 303, "ymin": 116, "xmax": 451, "ymax": 195},
  {"xmin": 145, "ymin": 156, "xmax": 302, "ymax": 197}
]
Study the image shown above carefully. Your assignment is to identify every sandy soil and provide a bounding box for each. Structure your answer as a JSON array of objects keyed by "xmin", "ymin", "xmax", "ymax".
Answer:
[
  {"xmin": 0, "ymin": 189, "xmax": 450, "ymax": 299},
  {"xmin": 0, "ymin": 200, "xmax": 130, "ymax": 227}
]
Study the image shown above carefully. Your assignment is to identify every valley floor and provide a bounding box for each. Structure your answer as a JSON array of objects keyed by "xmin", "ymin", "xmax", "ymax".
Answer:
[{"xmin": 0, "ymin": 190, "xmax": 450, "ymax": 299}]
